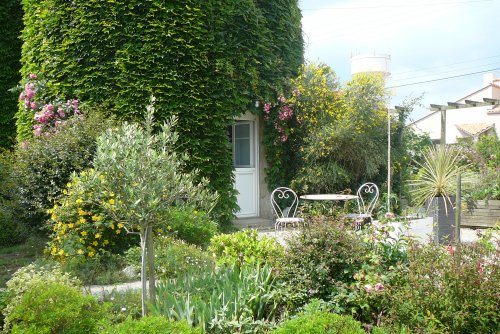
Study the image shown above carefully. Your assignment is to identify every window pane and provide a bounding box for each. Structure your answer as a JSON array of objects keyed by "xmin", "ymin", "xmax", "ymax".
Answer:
[
  {"xmin": 235, "ymin": 138, "xmax": 250, "ymax": 166},
  {"xmin": 235, "ymin": 123, "xmax": 250, "ymax": 139},
  {"xmin": 233, "ymin": 122, "xmax": 253, "ymax": 167}
]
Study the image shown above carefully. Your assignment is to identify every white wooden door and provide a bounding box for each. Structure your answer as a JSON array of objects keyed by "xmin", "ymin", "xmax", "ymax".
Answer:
[{"xmin": 233, "ymin": 121, "xmax": 258, "ymax": 217}]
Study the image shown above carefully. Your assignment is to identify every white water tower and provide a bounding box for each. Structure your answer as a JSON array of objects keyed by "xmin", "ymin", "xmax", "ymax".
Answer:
[{"xmin": 351, "ymin": 53, "xmax": 391, "ymax": 78}]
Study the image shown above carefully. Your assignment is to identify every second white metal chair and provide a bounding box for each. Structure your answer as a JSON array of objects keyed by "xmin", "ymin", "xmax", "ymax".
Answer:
[
  {"xmin": 270, "ymin": 187, "xmax": 304, "ymax": 231},
  {"xmin": 347, "ymin": 182, "xmax": 379, "ymax": 230}
]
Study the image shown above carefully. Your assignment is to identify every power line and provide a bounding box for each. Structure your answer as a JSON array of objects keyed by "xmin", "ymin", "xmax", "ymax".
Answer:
[
  {"xmin": 386, "ymin": 67, "xmax": 500, "ymax": 88},
  {"xmin": 302, "ymin": 0, "xmax": 495, "ymax": 11},
  {"xmin": 390, "ymin": 54, "xmax": 500, "ymax": 78},
  {"xmin": 388, "ymin": 60, "xmax": 500, "ymax": 83}
]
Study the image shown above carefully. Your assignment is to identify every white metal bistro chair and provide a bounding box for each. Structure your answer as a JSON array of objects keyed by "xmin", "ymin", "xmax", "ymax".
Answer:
[
  {"xmin": 347, "ymin": 182, "xmax": 379, "ymax": 230},
  {"xmin": 270, "ymin": 187, "xmax": 304, "ymax": 231}
]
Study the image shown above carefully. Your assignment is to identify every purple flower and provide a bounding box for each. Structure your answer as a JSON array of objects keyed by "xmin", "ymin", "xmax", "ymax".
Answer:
[
  {"xmin": 29, "ymin": 73, "xmax": 37, "ymax": 79},
  {"xmin": 364, "ymin": 284, "xmax": 373, "ymax": 294},
  {"xmin": 278, "ymin": 95, "xmax": 286, "ymax": 103},
  {"xmin": 30, "ymin": 102, "xmax": 37, "ymax": 110},
  {"xmin": 19, "ymin": 93, "xmax": 25, "ymax": 101},
  {"xmin": 58, "ymin": 107, "xmax": 65, "ymax": 118},
  {"xmin": 46, "ymin": 104, "xmax": 54, "ymax": 113},
  {"xmin": 281, "ymin": 134, "xmax": 288, "ymax": 142}
]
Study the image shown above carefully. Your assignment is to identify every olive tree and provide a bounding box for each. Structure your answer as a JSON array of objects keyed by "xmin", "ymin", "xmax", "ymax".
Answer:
[{"xmin": 83, "ymin": 101, "xmax": 217, "ymax": 315}]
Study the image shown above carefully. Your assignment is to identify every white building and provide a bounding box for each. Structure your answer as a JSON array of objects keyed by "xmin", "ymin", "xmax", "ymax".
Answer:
[{"xmin": 410, "ymin": 73, "xmax": 500, "ymax": 143}]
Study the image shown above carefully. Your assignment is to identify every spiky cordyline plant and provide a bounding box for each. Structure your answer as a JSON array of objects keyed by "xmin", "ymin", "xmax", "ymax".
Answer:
[{"xmin": 410, "ymin": 145, "xmax": 475, "ymax": 214}]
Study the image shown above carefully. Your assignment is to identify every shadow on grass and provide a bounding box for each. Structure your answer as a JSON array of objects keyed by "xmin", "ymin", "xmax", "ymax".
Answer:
[{"xmin": 0, "ymin": 236, "xmax": 47, "ymax": 288}]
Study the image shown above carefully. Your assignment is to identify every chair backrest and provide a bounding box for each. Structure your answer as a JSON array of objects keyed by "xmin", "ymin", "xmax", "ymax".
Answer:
[
  {"xmin": 270, "ymin": 187, "xmax": 299, "ymax": 219},
  {"xmin": 356, "ymin": 182, "xmax": 379, "ymax": 216}
]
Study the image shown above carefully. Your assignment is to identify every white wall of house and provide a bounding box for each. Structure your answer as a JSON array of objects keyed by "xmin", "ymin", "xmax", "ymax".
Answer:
[{"xmin": 410, "ymin": 73, "xmax": 500, "ymax": 143}]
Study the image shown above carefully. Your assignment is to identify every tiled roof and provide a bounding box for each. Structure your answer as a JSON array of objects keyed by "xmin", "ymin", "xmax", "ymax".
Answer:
[{"xmin": 455, "ymin": 123, "xmax": 495, "ymax": 137}]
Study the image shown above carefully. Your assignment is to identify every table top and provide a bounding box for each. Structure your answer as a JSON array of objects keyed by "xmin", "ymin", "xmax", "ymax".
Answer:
[{"xmin": 300, "ymin": 194, "xmax": 358, "ymax": 201}]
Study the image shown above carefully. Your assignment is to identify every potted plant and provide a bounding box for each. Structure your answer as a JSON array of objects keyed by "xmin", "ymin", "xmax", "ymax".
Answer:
[{"xmin": 409, "ymin": 145, "xmax": 475, "ymax": 243}]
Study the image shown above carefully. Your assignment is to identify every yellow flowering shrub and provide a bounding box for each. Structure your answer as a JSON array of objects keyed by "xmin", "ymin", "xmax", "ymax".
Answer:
[
  {"xmin": 262, "ymin": 63, "xmax": 390, "ymax": 194},
  {"xmin": 46, "ymin": 170, "xmax": 134, "ymax": 260}
]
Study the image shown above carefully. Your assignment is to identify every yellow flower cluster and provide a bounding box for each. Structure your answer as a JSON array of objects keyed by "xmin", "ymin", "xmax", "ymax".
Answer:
[{"xmin": 46, "ymin": 174, "xmax": 125, "ymax": 260}]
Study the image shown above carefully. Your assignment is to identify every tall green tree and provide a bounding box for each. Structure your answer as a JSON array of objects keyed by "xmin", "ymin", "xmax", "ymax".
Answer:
[
  {"xmin": 76, "ymin": 104, "xmax": 217, "ymax": 315},
  {"xmin": 287, "ymin": 65, "xmax": 389, "ymax": 193},
  {"xmin": 0, "ymin": 0, "xmax": 23, "ymax": 148}
]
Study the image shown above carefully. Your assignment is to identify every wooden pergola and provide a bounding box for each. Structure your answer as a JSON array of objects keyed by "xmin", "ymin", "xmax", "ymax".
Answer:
[{"xmin": 428, "ymin": 97, "xmax": 500, "ymax": 145}]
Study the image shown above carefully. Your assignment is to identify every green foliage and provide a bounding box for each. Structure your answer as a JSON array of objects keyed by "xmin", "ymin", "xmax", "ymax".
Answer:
[
  {"xmin": 165, "ymin": 206, "xmax": 218, "ymax": 247},
  {"xmin": 12, "ymin": 110, "xmax": 115, "ymax": 230},
  {"xmin": 0, "ymin": 152, "xmax": 28, "ymax": 246},
  {"xmin": 101, "ymin": 289, "xmax": 143, "ymax": 325},
  {"xmin": 409, "ymin": 145, "xmax": 476, "ymax": 213},
  {"xmin": 277, "ymin": 219, "xmax": 367, "ymax": 306},
  {"xmin": 125, "ymin": 237, "xmax": 215, "ymax": 280},
  {"xmin": 458, "ymin": 134, "xmax": 500, "ymax": 201},
  {"xmin": 152, "ymin": 264, "xmax": 279, "ymax": 333},
  {"xmin": 2, "ymin": 263, "xmax": 82, "ymax": 332},
  {"xmin": 270, "ymin": 309, "xmax": 365, "ymax": 334},
  {"xmin": 294, "ymin": 71, "xmax": 389, "ymax": 193},
  {"xmin": 88, "ymin": 113, "xmax": 217, "ymax": 238},
  {"xmin": 388, "ymin": 96, "xmax": 432, "ymax": 210},
  {"xmin": 19, "ymin": 0, "xmax": 304, "ymax": 227},
  {"xmin": 0, "ymin": 0, "xmax": 22, "ymax": 148},
  {"xmin": 61, "ymin": 253, "xmax": 131, "ymax": 286},
  {"xmin": 8, "ymin": 282, "xmax": 104, "ymax": 334},
  {"xmin": 208, "ymin": 229, "xmax": 284, "ymax": 268},
  {"xmin": 102, "ymin": 316, "xmax": 201, "ymax": 334},
  {"xmin": 385, "ymin": 242, "xmax": 500, "ymax": 333}
]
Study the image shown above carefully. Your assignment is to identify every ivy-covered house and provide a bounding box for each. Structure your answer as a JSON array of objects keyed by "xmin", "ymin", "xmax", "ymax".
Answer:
[{"xmin": 16, "ymin": 0, "xmax": 304, "ymax": 224}]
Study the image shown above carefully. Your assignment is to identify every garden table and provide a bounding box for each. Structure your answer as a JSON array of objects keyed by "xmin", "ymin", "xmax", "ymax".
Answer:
[
  {"xmin": 300, "ymin": 194, "xmax": 358, "ymax": 217},
  {"xmin": 300, "ymin": 194, "xmax": 358, "ymax": 201}
]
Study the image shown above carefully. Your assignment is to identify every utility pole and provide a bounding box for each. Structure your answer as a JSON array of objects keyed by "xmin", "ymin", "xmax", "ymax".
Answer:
[{"xmin": 387, "ymin": 107, "xmax": 391, "ymax": 213}]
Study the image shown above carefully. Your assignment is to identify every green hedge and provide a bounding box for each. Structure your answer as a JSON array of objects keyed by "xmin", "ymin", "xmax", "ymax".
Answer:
[
  {"xmin": 18, "ymin": 0, "xmax": 303, "ymax": 226},
  {"xmin": 0, "ymin": 0, "xmax": 23, "ymax": 148}
]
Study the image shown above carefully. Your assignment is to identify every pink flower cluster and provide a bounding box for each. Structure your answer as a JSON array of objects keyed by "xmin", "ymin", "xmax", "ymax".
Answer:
[
  {"xmin": 19, "ymin": 73, "xmax": 82, "ymax": 137},
  {"xmin": 19, "ymin": 80, "xmax": 37, "ymax": 111},
  {"xmin": 278, "ymin": 105, "xmax": 294, "ymax": 121},
  {"xmin": 364, "ymin": 283, "xmax": 384, "ymax": 294},
  {"xmin": 263, "ymin": 103, "xmax": 271, "ymax": 120},
  {"xmin": 262, "ymin": 95, "xmax": 298, "ymax": 144}
]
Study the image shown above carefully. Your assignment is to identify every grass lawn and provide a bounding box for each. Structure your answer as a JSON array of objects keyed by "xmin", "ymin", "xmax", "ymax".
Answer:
[{"xmin": 0, "ymin": 236, "xmax": 46, "ymax": 288}]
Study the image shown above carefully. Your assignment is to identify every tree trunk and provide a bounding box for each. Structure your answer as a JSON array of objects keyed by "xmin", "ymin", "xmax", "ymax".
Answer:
[
  {"xmin": 146, "ymin": 225, "xmax": 156, "ymax": 307},
  {"xmin": 140, "ymin": 229, "xmax": 147, "ymax": 316}
]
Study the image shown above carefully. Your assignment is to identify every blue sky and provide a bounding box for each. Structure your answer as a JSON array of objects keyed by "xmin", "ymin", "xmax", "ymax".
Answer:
[{"xmin": 299, "ymin": 0, "xmax": 500, "ymax": 121}]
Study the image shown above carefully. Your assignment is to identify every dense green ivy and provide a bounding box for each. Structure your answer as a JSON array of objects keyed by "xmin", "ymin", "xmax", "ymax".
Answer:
[
  {"xmin": 18, "ymin": 0, "xmax": 303, "ymax": 226},
  {"xmin": 0, "ymin": 0, "xmax": 23, "ymax": 148}
]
